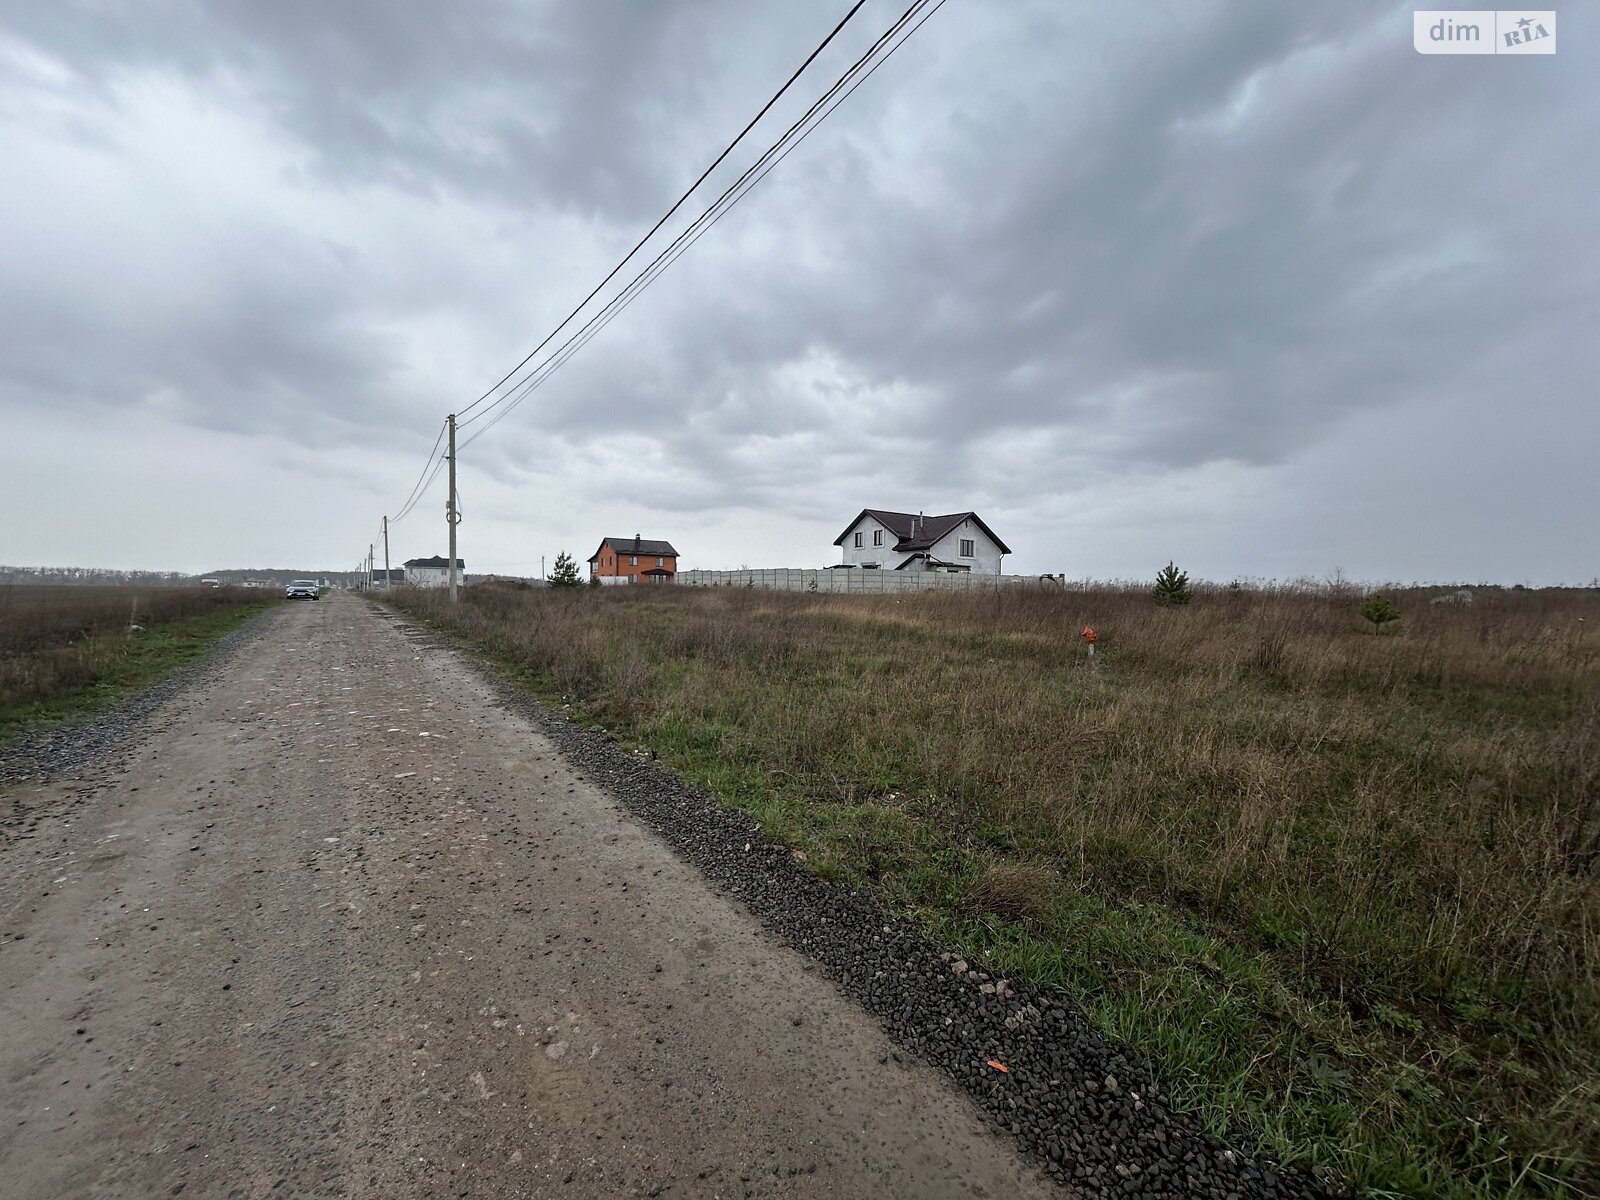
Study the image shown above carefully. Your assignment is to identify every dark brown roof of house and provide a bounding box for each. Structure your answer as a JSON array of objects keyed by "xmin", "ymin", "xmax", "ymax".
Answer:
[
  {"xmin": 588, "ymin": 537, "xmax": 679, "ymax": 562},
  {"xmin": 832, "ymin": 509, "xmax": 1011, "ymax": 555}
]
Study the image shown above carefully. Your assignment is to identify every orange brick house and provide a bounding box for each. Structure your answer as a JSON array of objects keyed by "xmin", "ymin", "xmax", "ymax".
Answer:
[{"xmin": 588, "ymin": 535, "xmax": 679, "ymax": 584}]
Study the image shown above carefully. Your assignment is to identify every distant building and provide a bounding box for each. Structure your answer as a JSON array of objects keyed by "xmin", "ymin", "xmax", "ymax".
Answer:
[
  {"xmin": 403, "ymin": 556, "xmax": 464, "ymax": 588},
  {"xmin": 832, "ymin": 509, "xmax": 1010, "ymax": 573},
  {"xmin": 370, "ymin": 568, "xmax": 407, "ymax": 586},
  {"xmin": 588, "ymin": 535, "xmax": 679, "ymax": 584}
]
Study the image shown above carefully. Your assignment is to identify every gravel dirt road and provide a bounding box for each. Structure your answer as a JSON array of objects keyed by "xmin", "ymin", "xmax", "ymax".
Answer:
[{"xmin": 0, "ymin": 593, "xmax": 1055, "ymax": 1199}]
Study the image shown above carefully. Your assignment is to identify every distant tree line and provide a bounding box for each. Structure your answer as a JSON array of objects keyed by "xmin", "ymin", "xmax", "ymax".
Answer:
[{"xmin": 0, "ymin": 566, "xmax": 368, "ymax": 588}]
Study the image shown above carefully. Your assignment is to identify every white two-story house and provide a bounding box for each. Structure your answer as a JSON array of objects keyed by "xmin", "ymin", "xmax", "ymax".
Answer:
[
  {"xmin": 402, "ymin": 555, "xmax": 465, "ymax": 588},
  {"xmin": 832, "ymin": 509, "xmax": 1011, "ymax": 573}
]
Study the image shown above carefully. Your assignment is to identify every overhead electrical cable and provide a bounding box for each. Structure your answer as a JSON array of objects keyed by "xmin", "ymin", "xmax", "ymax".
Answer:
[
  {"xmin": 460, "ymin": 0, "xmax": 929, "ymax": 434},
  {"xmin": 393, "ymin": 454, "xmax": 447, "ymax": 526},
  {"xmin": 455, "ymin": 0, "xmax": 869, "ymax": 421},
  {"xmin": 463, "ymin": 0, "xmax": 945, "ymax": 450},
  {"xmin": 396, "ymin": 419, "xmax": 447, "ymax": 510},
  {"xmin": 389, "ymin": 418, "xmax": 449, "ymax": 526},
  {"xmin": 456, "ymin": 0, "xmax": 942, "ymax": 450}
]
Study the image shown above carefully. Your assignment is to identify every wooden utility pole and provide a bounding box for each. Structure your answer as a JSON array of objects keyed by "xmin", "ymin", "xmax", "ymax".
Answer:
[
  {"xmin": 446, "ymin": 413, "xmax": 459, "ymax": 603},
  {"xmin": 382, "ymin": 516, "xmax": 391, "ymax": 591}
]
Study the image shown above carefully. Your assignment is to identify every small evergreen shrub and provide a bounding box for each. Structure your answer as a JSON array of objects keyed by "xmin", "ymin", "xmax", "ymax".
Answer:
[
  {"xmin": 548, "ymin": 552, "xmax": 582, "ymax": 588},
  {"xmin": 1153, "ymin": 561, "xmax": 1193, "ymax": 606},
  {"xmin": 1359, "ymin": 593, "xmax": 1400, "ymax": 634}
]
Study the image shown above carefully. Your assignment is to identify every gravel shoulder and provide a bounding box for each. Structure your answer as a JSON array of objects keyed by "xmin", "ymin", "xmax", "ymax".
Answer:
[{"xmin": 0, "ymin": 593, "xmax": 1058, "ymax": 1199}]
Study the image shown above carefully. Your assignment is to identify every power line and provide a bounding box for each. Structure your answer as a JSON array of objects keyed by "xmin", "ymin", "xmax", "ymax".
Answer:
[
  {"xmin": 389, "ymin": 418, "xmax": 449, "ymax": 526},
  {"xmin": 460, "ymin": 0, "xmax": 930, "ymax": 435},
  {"xmin": 466, "ymin": 1, "xmax": 944, "ymax": 453},
  {"xmin": 393, "ymin": 452, "xmax": 448, "ymax": 526},
  {"xmin": 456, "ymin": 0, "xmax": 869, "ymax": 422},
  {"xmin": 457, "ymin": 0, "xmax": 942, "ymax": 450},
  {"xmin": 391, "ymin": 453, "xmax": 445, "ymax": 527}
]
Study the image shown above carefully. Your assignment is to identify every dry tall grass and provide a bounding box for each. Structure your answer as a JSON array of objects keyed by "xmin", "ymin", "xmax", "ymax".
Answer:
[
  {"xmin": 0, "ymin": 585, "xmax": 267, "ymax": 724},
  {"xmin": 388, "ymin": 581, "xmax": 1598, "ymax": 1197}
]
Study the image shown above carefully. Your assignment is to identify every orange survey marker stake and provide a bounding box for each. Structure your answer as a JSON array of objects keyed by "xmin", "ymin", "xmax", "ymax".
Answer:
[{"xmin": 986, "ymin": 1059, "xmax": 1010, "ymax": 1073}]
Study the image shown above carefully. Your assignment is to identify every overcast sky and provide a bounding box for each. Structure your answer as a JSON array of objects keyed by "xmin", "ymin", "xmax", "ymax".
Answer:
[{"xmin": 0, "ymin": 1, "xmax": 1593, "ymax": 583}]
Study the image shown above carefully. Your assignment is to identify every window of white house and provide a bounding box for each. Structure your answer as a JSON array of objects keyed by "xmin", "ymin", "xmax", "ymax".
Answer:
[
  {"xmin": 630, "ymin": 555, "xmax": 637, "ymax": 566},
  {"xmin": 873, "ymin": 529, "xmax": 883, "ymax": 546},
  {"xmin": 960, "ymin": 538, "xmax": 975, "ymax": 557},
  {"xmin": 854, "ymin": 532, "xmax": 863, "ymax": 548}
]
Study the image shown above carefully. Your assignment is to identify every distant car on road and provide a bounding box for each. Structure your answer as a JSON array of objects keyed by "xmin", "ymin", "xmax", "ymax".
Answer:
[{"xmin": 286, "ymin": 580, "xmax": 320, "ymax": 601}]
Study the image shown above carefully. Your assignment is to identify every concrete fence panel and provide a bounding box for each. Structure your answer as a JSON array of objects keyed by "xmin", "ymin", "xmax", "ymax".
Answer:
[{"xmin": 674, "ymin": 569, "xmax": 1062, "ymax": 593}]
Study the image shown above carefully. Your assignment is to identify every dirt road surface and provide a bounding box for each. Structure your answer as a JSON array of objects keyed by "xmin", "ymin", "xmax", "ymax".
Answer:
[{"xmin": 1, "ymin": 594, "xmax": 1054, "ymax": 1199}]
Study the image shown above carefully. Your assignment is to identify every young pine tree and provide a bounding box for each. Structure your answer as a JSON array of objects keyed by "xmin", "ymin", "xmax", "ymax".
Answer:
[
  {"xmin": 548, "ymin": 552, "xmax": 582, "ymax": 588},
  {"xmin": 1152, "ymin": 561, "xmax": 1193, "ymax": 606},
  {"xmin": 1358, "ymin": 593, "xmax": 1400, "ymax": 635}
]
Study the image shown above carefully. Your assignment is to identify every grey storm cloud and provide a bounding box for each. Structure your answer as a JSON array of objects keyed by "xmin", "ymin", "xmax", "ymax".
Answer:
[
  {"xmin": 0, "ymin": 239, "xmax": 398, "ymax": 437},
  {"xmin": 0, "ymin": 0, "xmax": 1594, "ymax": 579},
  {"xmin": 1, "ymin": 0, "xmax": 696, "ymax": 214},
  {"xmin": 436, "ymin": 0, "xmax": 1590, "ymax": 494}
]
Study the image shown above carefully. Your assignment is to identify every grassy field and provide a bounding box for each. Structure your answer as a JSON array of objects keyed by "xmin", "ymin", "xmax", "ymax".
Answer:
[
  {"xmin": 0, "ymin": 585, "xmax": 277, "ymax": 741},
  {"xmin": 384, "ymin": 581, "xmax": 1598, "ymax": 1199}
]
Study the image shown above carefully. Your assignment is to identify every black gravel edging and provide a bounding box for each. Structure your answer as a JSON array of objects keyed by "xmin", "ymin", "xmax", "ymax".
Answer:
[
  {"xmin": 0, "ymin": 606, "xmax": 281, "ymax": 791},
  {"xmin": 411, "ymin": 616, "xmax": 1342, "ymax": 1199}
]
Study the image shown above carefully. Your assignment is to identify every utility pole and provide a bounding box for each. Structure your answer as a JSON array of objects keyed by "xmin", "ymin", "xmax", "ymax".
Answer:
[
  {"xmin": 447, "ymin": 413, "xmax": 459, "ymax": 603},
  {"xmin": 382, "ymin": 516, "xmax": 391, "ymax": 591},
  {"xmin": 368, "ymin": 544, "xmax": 374, "ymax": 592}
]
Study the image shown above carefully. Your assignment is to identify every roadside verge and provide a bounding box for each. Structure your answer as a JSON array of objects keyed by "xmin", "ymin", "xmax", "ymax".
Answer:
[
  {"xmin": 372, "ymin": 596, "xmax": 1335, "ymax": 1199},
  {"xmin": 0, "ymin": 596, "xmax": 279, "ymax": 789}
]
